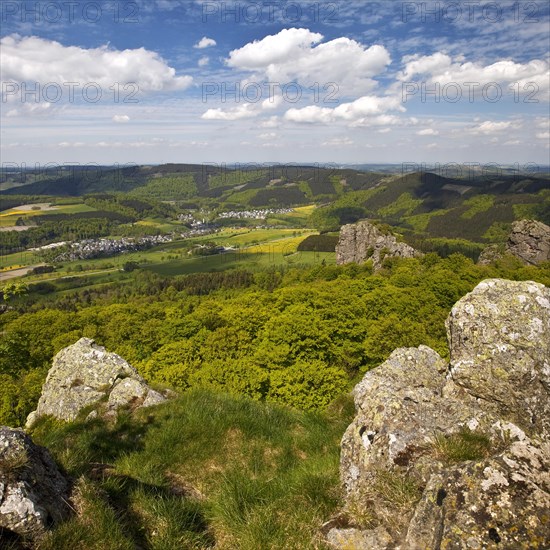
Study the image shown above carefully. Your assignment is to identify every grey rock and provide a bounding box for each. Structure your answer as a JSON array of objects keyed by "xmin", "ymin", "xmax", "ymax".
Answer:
[
  {"xmin": 478, "ymin": 219, "xmax": 550, "ymax": 266},
  {"xmin": 26, "ymin": 338, "xmax": 167, "ymax": 428},
  {"xmin": 326, "ymin": 526, "xmax": 392, "ymax": 549},
  {"xmin": 446, "ymin": 279, "xmax": 550, "ymax": 435},
  {"xmin": 0, "ymin": 427, "xmax": 71, "ymax": 539},
  {"xmin": 336, "ymin": 220, "xmax": 421, "ymax": 271},
  {"xmin": 507, "ymin": 219, "xmax": 550, "ymax": 265},
  {"xmin": 477, "ymin": 244, "xmax": 503, "ymax": 266},
  {"xmin": 406, "ymin": 435, "xmax": 550, "ymax": 549},
  {"xmin": 336, "ymin": 279, "xmax": 550, "ymax": 549}
]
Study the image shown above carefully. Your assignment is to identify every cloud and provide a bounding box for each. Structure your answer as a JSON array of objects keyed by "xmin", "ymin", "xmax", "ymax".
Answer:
[
  {"xmin": 198, "ymin": 56, "xmax": 210, "ymax": 67},
  {"xmin": 5, "ymin": 102, "xmax": 52, "ymax": 117},
  {"xmin": 0, "ymin": 35, "xmax": 193, "ymax": 94},
  {"xmin": 284, "ymin": 95, "xmax": 404, "ymax": 124},
  {"xmin": 469, "ymin": 121, "xmax": 513, "ymax": 134},
  {"xmin": 202, "ymin": 104, "xmax": 259, "ymax": 121},
  {"xmin": 536, "ymin": 131, "xmax": 550, "ymax": 140},
  {"xmin": 399, "ymin": 52, "xmax": 550, "ymax": 97},
  {"xmin": 113, "ymin": 115, "xmax": 130, "ymax": 123},
  {"xmin": 195, "ymin": 37, "xmax": 217, "ymax": 49},
  {"xmin": 259, "ymin": 116, "xmax": 280, "ymax": 128},
  {"xmin": 416, "ymin": 128, "xmax": 439, "ymax": 136},
  {"xmin": 201, "ymin": 95, "xmax": 283, "ymax": 121},
  {"xmin": 227, "ymin": 28, "xmax": 391, "ymax": 95},
  {"xmin": 322, "ymin": 137, "xmax": 354, "ymax": 147}
]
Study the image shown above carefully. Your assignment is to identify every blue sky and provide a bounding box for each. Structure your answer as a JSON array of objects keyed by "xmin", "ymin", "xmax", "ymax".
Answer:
[{"xmin": 1, "ymin": 0, "xmax": 549, "ymax": 166}]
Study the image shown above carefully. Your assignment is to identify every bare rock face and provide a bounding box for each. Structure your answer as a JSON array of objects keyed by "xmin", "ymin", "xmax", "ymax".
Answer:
[
  {"xmin": 405, "ymin": 435, "xmax": 550, "ymax": 549},
  {"xmin": 26, "ymin": 338, "xmax": 166, "ymax": 428},
  {"xmin": 333, "ymin": 279, "xmax": 550, "ymax": 549},
  {"xmin": 336, "ymin": 221, "xmax": 421, "ymax": 270},
  {"xmin": 507, "ymin": 219, "xmax": 550, "ymax": 265},
  {"xmin": 478, "ymin": 219, "xmax": 550, "ymax": 266},
  {"xmin": 0, "ymin": 427, "xmax": 71, "ymax": 539},
  {"xmin": 447, "ymin": 279, "xmax": 550, "ymax": 436}
]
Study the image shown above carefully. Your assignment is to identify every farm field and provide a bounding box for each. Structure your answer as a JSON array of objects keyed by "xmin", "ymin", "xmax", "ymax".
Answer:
[
  {"xmin": 5, "ymin": 227, "xmax": 328, "ymax": 289},
  {"xmin": 0, "ymin": 202, "xmax": 97, "ymax": 227}
]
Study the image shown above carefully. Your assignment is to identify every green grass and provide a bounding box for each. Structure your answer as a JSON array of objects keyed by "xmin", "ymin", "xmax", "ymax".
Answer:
[
  {"xmin": 147, "ymin": 249, "xmax": 335, "ymax": 277},
  {"xmin": 32, "ymin": 390, "xmax": 354, "ymax": 550},
  {"xmin": 0, "ymin": 202, "xmax": 96, "ymax": 226},
  {"xmin": 430, "ymin": 428, "xmax": 492, "ymax": 464},
  {"xmin": 403, "ymin": 209, "xmax": 450, "ymax": 232},
  {"xmin": 0, "ymin": 250, "xmax": 39, "ymax": 271},
  {"xmin": 461, "ymin": 195, "xmax": 495, "ymax": 220},
  {"xmin": 379, "ymin": 192, "xmax": 423, "ymax": 218}
]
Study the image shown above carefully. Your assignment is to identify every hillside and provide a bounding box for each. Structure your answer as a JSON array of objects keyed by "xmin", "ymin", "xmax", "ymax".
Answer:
[
  {"xmin": 2, "ymin": 273, "xmax": 549, "ymax": 549},
  {"xmin": 2, "ymin": 165, "xmax": 549, "ymax": 249}
]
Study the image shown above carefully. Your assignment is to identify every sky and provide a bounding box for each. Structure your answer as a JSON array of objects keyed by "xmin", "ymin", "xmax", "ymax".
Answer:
[{"xmin": 1, "ymin": 0, "xmax": 549, "ymax": 167}]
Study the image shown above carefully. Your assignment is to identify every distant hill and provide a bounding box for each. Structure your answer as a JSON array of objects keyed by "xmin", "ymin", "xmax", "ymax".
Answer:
[{"xmin": 1, "ymin": 164, "xmax": 548, "ymax": 242}]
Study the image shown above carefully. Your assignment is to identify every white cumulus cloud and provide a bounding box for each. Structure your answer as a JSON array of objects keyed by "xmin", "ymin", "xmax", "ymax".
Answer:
[
  {"xmin": 399, "ymin": 52, "xmax": 549, "ymax": 98},
  {"xmin": 113, "ymin": 115, "xmax": 130, "ymax": 123},
  {"xmin": 227, "ymin": 28, "xmax": 391, "ymax": 95},
  {"xmin": 470, "ymin": 121, "xmax": 513, "ymax": 134},
  {"xmin": 284, "ymin": 95, "xmax": 404, "ymax": 124},
  {"xmin": 0, "ymin": 35, "xmax": 193, "ymax": 94},
  {"xmin": 417, "ymin": 128, "xmax": 439, "ymax": 136},
  {"xmin": 195, "ymin": 37, "xmax": 217, "ymax": 49}
]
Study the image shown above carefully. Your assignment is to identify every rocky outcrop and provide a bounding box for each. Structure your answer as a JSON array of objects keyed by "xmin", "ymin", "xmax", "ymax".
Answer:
[
  {"xmin": 26, "ymin": 338, "xmax": 166, "ymax": 428},
  {"xmin": 336, "ymin": 220, "xmax": 421, "ymax": 270},
  {"xmin": 331, "ymin": 279, "xmax": 550, "ymax": 549},
  {"xmin": 0, "ymin": 427, "xmax": 71, "ymax": 539},
  {"xmin": 446, "ymin": 279, "xmax": 550, "ymax": 436},
  {"xmin": 478, "ymin": 219, "xmax": 550, "ymax": 266}
]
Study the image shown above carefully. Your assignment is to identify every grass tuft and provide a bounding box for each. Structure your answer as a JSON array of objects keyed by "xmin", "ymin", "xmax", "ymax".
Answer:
[{"xmin": 430, "ymin": 428, "xmax": 492, "ymax": 464}]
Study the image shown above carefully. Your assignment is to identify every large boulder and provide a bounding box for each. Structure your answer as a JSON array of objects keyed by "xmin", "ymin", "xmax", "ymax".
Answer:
[
  {"xmin": 507, "ymin": 219, "xmax": 550, "ymax": 265},
  {"xmin": 478, "ymin": 219, "xmax": 550, "ymax": 266},
  {"xmin": 0, "ymin": 427, "xmax": 71, "ymax": 539},
  {"xmin": 336, "ymin": 221, "xmax": 421, "ymax": 271},
  {"xmin": 333, "ymin": 279, "xmax": 550, "ymax": 549},
  {"xmin": 26, "ymin": 338, "xmax": 166, "ymax": 428},
  {"xmin": 447, "ymin": 279, "xmax": 550, "ymax": 436}
]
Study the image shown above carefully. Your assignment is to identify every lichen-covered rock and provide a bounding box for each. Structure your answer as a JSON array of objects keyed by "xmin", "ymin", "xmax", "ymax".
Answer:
[
  {"xmin": 0, "ymin": 427, "xmax": 71, "ymax": 539},
  {"xmin": 477, "ymin": 243, "xmax": 503, "ymax": 266},
  {"xmin": 341, "ymin": 346, "xmax": 487, "ymax": 499},
  {"xmin": 507, "ymin": 219, "xmax": 550, "ymax": 265},
  {"xmin": 336, "ymin": 220, "xmax": 421, "ymax": 270},
  {"xmin": 107, "ymin": 378, "xmax": 165, "ymax": 409},
  {"xmin": 26, "ymin": 338, "xmax": 167, "ymax": 428},
  {"xmin": 333, "ymin": 279, "xmax": 550, "ymax": 549},
  {"xmin": 326, "ymin": 526, "xmax": 392, "ymax": 549},
  {"xmin": 406, "ymin": 434, "xmax": 550, "ymax": 549},
  {"xmin": 478, "ymin": 219, "xmax": 550, "ymax": 266},
  {"xmin": 447, "ymin": 279, "xmax": 550, "ymax": 436}
]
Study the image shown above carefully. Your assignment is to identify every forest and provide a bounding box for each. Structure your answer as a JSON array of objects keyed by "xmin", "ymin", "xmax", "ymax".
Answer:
[{"xmin": 1, "ymin": 252, "xmax": 549, "ymax": 428}]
